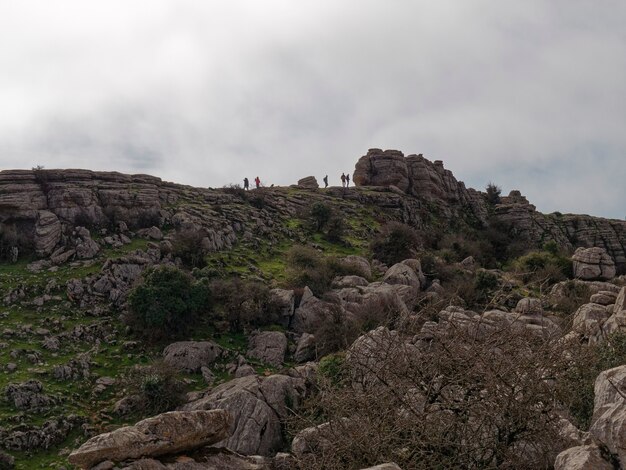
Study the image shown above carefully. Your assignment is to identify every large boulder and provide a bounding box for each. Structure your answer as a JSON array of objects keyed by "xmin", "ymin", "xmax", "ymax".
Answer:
[
  {"xmin": 353, "ymin": 149, "xmax": 409, "ymax": 193},
  {"xmin": 572, "ymin": 247, "xmax": 616, "ymax": 281},
  {"xmin": 269, "ymin": 289, "xmax": 295, "ymax": 327},
  {"xmin": 297, "ymin": 176, "xmax": 319, "ymax": 189},
  {"xmin": 382, "ymin": 262, "xmax": 421, "ymax": 291},
  {"xmin": 163, "ymin": 341, "xmax": 222, "ymax": 373},
  {"xmin": 554, "ymin": 444, "xmax": 613, "ymax": 470},
  {"xmin": 68, "ymin": 410, "xmax": 232, "ymax": 469},
  {"xmin": 183, "ymin": 374, "xmax": 306, "ymax": 456},
  {"xmin": 341, "ymin": 255, "xmax": 372, "ymax": 279},
  {"xmin": 34, "ymin": 210, "xmax": 61, "ymax": 256},
  {"xmin": 589, "ymin": 366, "xmax": 626, "ymax": 464},
  {"xmin": 247, "ymin": 331, "xmax": 288, "ymax": 367},
  {"xmin": 515, "ymin": 297, "xmax": 543, "ymax": 316}
]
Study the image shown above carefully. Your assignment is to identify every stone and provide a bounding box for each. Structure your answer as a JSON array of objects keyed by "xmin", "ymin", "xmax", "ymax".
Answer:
[
  {"xmin": 359, "ymin": 465, "xmax": 403, "ymax": 470},
  {"xmin": 137, "ymin": 226, "xmax": 163, "ymax": 240},
  {"xmin": 247, "ymin": 331, "xmax": 288, "ymax": 367},
  {"xmin": 341, "ymin": 255, "xmax": 372, "ymax": 279},
  {"xmin": 588, "ymin": 365, "xmax": 626, "ymax": 464},
  {"xmin": 383, "ymin": 263, "xmax": 421, "ymax": 291},
  {"xmin": 34, "ymin": 210, "xmax": 62, "ymax": 256},
  {"xmin": 332, "ymin": 275, "xmax": 370, "ymax": 289},
  {"xmin": 572, "ymin": 247, "xmax": 616, "ymax": 281},
  {"xmin": 5, "ymin": 380, "xmax": 55, "ymax": 411},
  {"xmin": 515, "ymin": 297, "xmax": 543, "ymax": 316},
  {"xmin": 163, "ymin": 341, "xmax": 222, "ymax": 373},
  {"xmin": 294, "ymin": 333, "xmax": 316, "ymax": 363},
  {"xmin": 590, "ymin": 291, "xmax": 618, "ymax": 306},
  {"xmin": 68, "ymin": 410, "xmax": 231, "ymax": 469},
  {"xmin": 353, "ymin": 149, "xmax": 410, "ymax": 193},
  {"xmin": 297, "ymin": 176, "xmax": 319, "ymax": 189},
  {"xmin": 269, "ymin": 289, "xmax": 295, "ymax": 327},
  {"xmin": 291, "ymin": 422, "xmax": 336, "ymax": 459},
  {"xmin": 572, "ymin": 303, "xmax": 610, "ymax": 337},
  {"xmin": 183, "ymin": 374, "xmax": 305, "ymax": 456},
  {"xmin": 554, "ymin": 445, "xmax": 613, "ymax": 470}
]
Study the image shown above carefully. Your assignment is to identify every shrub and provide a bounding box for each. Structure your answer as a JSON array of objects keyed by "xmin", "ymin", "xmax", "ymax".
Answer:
[
  {"xmin": 310, "ymin": 202, "xmax": 331, "ymax": 232},
  {"xmin": 208, "ymin": 277, "xmax": 273, "ymax": 331},
  {"xmin": 512, "ymin": 250, "xmax": 572, "ymax": 286},
  {"xmin": 370, "ymin": 222, "xmax": 421, "ymax": 266},
  {"xmin": 122, "ymin": 362, "xmax": 186, "ymax": 416},
  {"xmin": 325, "ymin": 215, "xmax": 345, "ymax": 243},
  {"xmin": 172, "ymin": 228, "xmax": 207, "ymax": 268},
  {"xmin": 485, "ymin": 182, "xmax": 502, "ymax": 205},
  {"xmin": 126, "ymin": 266, "xmax": 211, "ymax": 341}
]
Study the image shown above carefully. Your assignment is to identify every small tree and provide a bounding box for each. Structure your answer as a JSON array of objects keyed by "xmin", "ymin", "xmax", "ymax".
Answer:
[
  {"xmin": 126, "ymin": 266, "xmax": 210, "ymax": 341},
  {"xmin": 370, "ymin": 222, "xmax": 421, "ymax": 266},
  {"xmin": 485, "ymin": 182, "xmax": 502, "ymax": 205},
  {"xmin": 310, "ymin": 202, "xmax": 332, "ymax": 232}
]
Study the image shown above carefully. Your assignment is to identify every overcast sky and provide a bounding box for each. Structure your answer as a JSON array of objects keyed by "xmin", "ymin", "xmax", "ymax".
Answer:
[{"xmin": 0, "ymin": 1, "xmax": 624, "ymax": 219}]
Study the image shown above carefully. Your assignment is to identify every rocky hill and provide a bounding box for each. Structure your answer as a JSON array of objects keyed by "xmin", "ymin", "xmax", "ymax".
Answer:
[{"xmin": 0, "ymin": 150, "xmax": 625, "ymax": 469}]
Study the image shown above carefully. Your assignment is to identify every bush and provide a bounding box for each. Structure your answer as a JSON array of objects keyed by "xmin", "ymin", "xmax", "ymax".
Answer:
[
  {"xmin": 285, "ymin": 246, "xmax": 365, "ymax": 296},
  {"xmin": 122, "ymin": 362, "xmax": 186, "ymax": 416},
  {"xmin": 310, "ymin": 202, "xmax": 331, "ymax": 232},
  {"xmin": 485, "ymin": 182, "xmax": 502, "ymax": 205},
  {"xmin": 126, "ymin": 266, "xmax": 211, "ymax": 341},
  {"xmin": 512, "ymin": 250, "xmax": 572, "ymax": 286},
  {"xmin": 172, "ymin": 228, "xmax": 207, "ymax": 268},
  {"xmin": 294, "ymin": 322, "xmax": 569, "ymax": 469},
  {"xmin": 370, "ymin": 222, "xmax": 421, "ymax": 266},
  {"xmin": 208, "ymin": 277, "xmax": 273, "ymax": 331}
]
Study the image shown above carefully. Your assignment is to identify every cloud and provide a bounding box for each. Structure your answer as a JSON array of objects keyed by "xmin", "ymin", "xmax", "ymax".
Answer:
[{"xmin": 0, "ymin": 0, "xmax": 624, "ymax": 218}]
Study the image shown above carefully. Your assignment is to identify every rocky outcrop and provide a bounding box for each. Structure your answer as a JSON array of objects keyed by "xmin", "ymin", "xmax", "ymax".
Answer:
[
  {"xmin": 0, "ymin": 415, "xmax": 85, "ymax": 452},
  {"xmin": 247, "ymin": 331, "xmax": 287, "ymax": 367},
  {"xmin": 68, "ymin": 410, "xmax": 232, "ymax": 469},
  {"xmin": 554, "ymin": 445, "xmax": 613, "ymax": 470},
  {"xmin": 572, "ymin": 247, "xmax": 616, "ymax": 281},
  {"xmin": 297, "ymin": 176, "xmax": 319, "ymax": 189},
  {"xmin": 4, "ymin": 380, "xmax": 56, "ymax": 411},
  {"xmin": 163, "ymin": 341, "xmax": 223, "ymax": 373},
  {"xmin": 183, "ymin": 374, "xmax": 306, "ymax": 456}
]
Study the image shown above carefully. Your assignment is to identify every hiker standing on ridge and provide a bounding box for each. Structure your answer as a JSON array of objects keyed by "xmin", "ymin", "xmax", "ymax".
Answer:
[
  {"xmin": 243, "ymin": 177, "xmax": 249, "ymax": 190},
  {"xmin": 341, "ymin": 173, "xmax": 346, "ymax": 187},
  {"xmin": 346, "ymin": 173, "xmax": 350, "ymax": 187},
  {"xmin": 323, "ymin": 175, "xmax": 328, "ymax": 188},
  {"xmin": 255, "ymin": 176, "xmax": 261, "ymax": 189}
]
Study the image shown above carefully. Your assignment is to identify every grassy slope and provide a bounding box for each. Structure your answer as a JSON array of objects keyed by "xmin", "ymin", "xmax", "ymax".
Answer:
[{"xmin": 0, "ymin": 188, "xmax": 382, "ymax": 469}]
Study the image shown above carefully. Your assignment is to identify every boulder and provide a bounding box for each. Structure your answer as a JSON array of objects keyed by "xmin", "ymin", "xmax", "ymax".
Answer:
[
  {"xmin": 554, "ymin": 445, "xmax": 613, "ymax": 470},
  {"xmin": 359, "ymin": 465, "xmax": 403, "ymax": 470},
  {"xmin": 332, "ymin": 275, "xmax": 370, "ymax": 289},
  {"xmin": 572, "ymin": 247, "xmax": 616, "ymax": 281},
  {"xmin": 137, "ymin": 226, "xmax": 163, "ymax": 240},
  {"xmin": 589, "ymin": 366, "xmax": 626, "ymax": 464},
  {"xmin": 353, "ymin": 149, "xmax": 409, "ymax": 193},
  {"xmin": 163, "ymin": 341, "xmax": 222, "ymax": 373},
  {"xmin": 294, "ymin": 333, "xmax": 316, "ymax": 363},
  {"xmin": 515, "ymin": 297, "xmax": 543, "ymax": 316},
  {"xmin": 269, "ymin": 289, "xmax": 295, "ymax": 327},
  {"xmin": 5, "ymin": 380, "xmax": 55, "ymax": 411},
  {"xmin": 247, "ymin": 331, "xmax": 288, "ymax": 367},
  {"xmin": 297, "ymin": 176, "xmax": 319, "ymax": 189},
  {"xmin": 341, "ymin": 255, "xmax": 372, "ymax": 279},
  {"xmin": 590, "ymin": 291, "xmax": 618, "ymax": 306},
  {"xmin": 68, "ymin": 410, "xmax": 231, "ymax": 469},
  {"xmin": 34, "ymin": 210, "xmax": 61, "ymax": 256},
  {"xmin": 572, "ymin": 303, "xmax": 610, "ymax": 337},
  {"xmin": 383, "ymin": 262, "xmax": 421, "ymax": 291},
  {"xmin": 183, "ymin": 374, "xmax": 305, "ymax": 456}
]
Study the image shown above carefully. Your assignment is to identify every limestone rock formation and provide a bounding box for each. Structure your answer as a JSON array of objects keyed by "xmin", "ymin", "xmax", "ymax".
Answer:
[
  {"xmin": 297, "ymin": 176, "xmax": 319, "ymax": 189},
  {"xmin": 572, "ymin": 247, "xmax": 616, "ymax": 281},
  {"xmin": 68, "ymin": 410, "xmax": 232, "ymax": 469},
  {"xmin": 163, "ymin": 341, "xmax": 223, "ymax": 373},
  {"xmin": 247, "ymin": 331, "xmax": 287, "ymax": 367},
  {"xmin": 183, "ymin": 374, "xmax": 306, "ymax": 456},
  {"xmin": 554, "ymin": 445, "xmax": 613, "ymax": 470}
]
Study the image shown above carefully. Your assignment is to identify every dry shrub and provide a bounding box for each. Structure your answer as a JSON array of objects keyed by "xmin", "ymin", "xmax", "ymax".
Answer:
[
  {"xmin": 171, "ymin": 228, "xmax": 208, "ymax": 268},
  {"xmin": 122, "ymin": 361, "xmax": 186, "ymax": 416},
  {"xmin": 294, "ymin": 321, "xmax": 575, "ymax": 470}
]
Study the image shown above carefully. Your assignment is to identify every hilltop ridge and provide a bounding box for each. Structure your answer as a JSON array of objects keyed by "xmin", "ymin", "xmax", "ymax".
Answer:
[{"xmin": 1, "ymin": 149, "xmax": 624, "ymax": 272}]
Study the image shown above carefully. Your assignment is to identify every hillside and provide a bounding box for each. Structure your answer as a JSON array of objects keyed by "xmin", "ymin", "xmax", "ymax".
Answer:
[{"xmin": 0, "ymin": 150, "xmax": 625, "ymax": 469}]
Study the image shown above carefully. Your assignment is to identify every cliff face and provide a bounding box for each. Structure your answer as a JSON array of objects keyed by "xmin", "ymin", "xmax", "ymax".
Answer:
[
  {"xmin": 0, "ymin": 153, "xmax": 625, "ymax": 272},
  {"xmin": 352, "ymin": 149, "xmax": 626, "ymax": 272}
]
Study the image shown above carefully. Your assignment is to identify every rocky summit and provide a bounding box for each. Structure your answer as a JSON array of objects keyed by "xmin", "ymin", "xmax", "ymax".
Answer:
[{"xmin": 0, "ymin": 150, "xmax": 625, "ymax": 470}]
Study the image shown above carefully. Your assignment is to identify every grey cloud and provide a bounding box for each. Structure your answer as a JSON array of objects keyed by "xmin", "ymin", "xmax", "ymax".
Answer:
[{"xmin": 0, "ymin": 0, "xmax": 624, "ymax": 218}]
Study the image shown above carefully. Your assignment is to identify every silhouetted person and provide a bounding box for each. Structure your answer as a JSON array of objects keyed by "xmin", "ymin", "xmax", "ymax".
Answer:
[
  {"xmin": 243, "ymin": 177, "xmax": 249, "ymax": 190},
  {"xmin": 346, "ymin": 173, "xmax": 350, "ymax": 187},
  {"xmin": 255, "ymin": 176, "xmax": 261, "ymax": 189},
  {"xmin": 323, "ymin": 175, "xmax": 328, "ymax": 188},
  {"xmin": 341, "ymin": 173, "xmax": 346, "ymax": 187}
]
